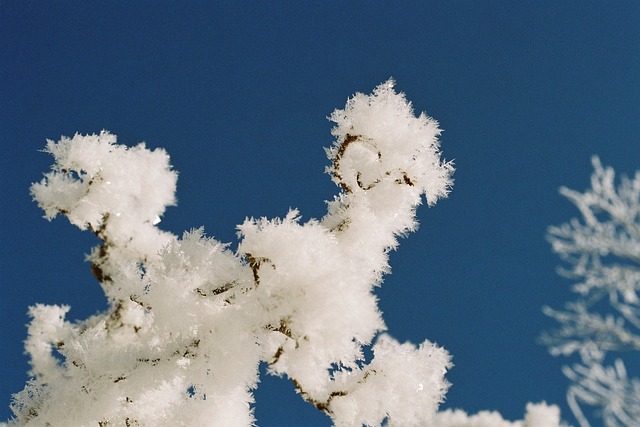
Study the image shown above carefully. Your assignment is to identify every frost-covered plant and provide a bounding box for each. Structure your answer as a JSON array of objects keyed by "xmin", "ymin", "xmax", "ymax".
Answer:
[
  {"xmin": 5, "ymin": 81, "xmax": 561, "ymax": 426},
  {"xmin": 543, "ymin": 157, "xmax": 640, "ymax": 427}
]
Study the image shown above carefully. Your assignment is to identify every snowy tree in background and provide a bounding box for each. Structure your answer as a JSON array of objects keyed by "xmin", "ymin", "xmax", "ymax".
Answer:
[
  {"xmin": 544, "ymin": 157, "xmax": 640, "ymax": 427},
  {"xmin": 5, "ymin": 81, "xmax": 561, "ymax": 426}
]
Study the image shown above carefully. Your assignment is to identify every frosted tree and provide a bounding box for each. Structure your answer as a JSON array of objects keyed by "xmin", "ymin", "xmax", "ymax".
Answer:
[
  {"xmin": 543, "ymin": 157, "xmax": 640, "ymax": 427},
  {"xmin": 5, "ymin": 81, "xmax": 561, "ymax": 426}
]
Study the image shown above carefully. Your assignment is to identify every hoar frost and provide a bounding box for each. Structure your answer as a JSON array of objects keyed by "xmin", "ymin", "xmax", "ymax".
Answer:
[
  {"xmin": 543, "ymin": 157, "xmax": 640, "ymax": 427},
  {"xmin": 6, "ymin": 81, "xmax": 560, "ymax": 426}
]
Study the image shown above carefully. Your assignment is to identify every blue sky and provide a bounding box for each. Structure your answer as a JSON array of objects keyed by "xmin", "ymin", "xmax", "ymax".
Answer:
[{"xmin": 1, "ymin": 2, "xmax": 639, "ymax": 425}]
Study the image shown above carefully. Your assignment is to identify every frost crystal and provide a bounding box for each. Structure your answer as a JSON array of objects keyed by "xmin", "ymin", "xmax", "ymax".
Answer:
[
  {"xmin": 6, "ymin": 81, "xmax": 560, "ymax": 426},
  {"xmin": 544, "ymin": 156, "xmax": 640, "ymax": 427}
]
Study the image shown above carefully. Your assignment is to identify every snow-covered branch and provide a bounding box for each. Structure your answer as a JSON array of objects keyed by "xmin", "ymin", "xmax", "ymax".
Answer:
[
  {"xmin": 544, "ymin": 156, "xmax": 640, "ymax": 427},
  {"xmin": 6, "ymin": 81, "xmax": 561, "ymax": 426}
]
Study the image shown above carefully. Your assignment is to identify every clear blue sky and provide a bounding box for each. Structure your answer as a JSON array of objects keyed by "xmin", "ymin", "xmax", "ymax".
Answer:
[{"xmin": 2, "ymin": 2, "xmax": 639, "ymax": 425}]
